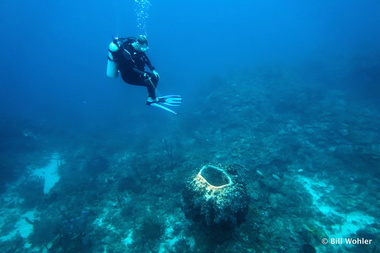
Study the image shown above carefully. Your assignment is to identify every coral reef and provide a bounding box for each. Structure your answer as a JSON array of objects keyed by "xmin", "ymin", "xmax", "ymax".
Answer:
[
  {"xmin": 132, "ymin": 215, "xmax": 165, "ymax": 252},
  {"xmin": 28, "ymin": 216, "xmax": 58, "ymax": 247},
  {"xmin": 1, "ymin": 62, "xmax": 380, "ymax": 252},
  {"xmin": 17, "ymin": 176, "xmax": 44, "ymax": 208}
]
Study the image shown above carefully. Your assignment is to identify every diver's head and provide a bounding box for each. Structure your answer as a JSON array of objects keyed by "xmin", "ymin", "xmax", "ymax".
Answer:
[{"xmin": 132, "ymin": 35, "xmax": 149, "ymax": 52}]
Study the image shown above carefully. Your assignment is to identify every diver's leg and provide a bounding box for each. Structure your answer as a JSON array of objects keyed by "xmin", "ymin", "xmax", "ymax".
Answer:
[{"xmin": 144, "ymin": 75, "xmax": 158, "ymax": 100}]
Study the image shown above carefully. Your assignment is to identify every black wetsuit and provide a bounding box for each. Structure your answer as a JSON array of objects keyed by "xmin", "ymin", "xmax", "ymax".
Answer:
[{"xmin": 112, "ymin": 38, "xmax": 159, "ymax": 99}]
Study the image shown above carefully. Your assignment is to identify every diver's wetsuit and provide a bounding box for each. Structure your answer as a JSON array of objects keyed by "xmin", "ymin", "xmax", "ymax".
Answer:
[{"xmin": 112, "ymin": 38, "xmax": 158, "ymax": 99}]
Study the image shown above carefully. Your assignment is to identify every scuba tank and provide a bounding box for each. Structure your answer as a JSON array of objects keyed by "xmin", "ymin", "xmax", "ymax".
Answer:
[{"xmin": 106, "ymin": 39, "xmax": 120, "ymax": 78}]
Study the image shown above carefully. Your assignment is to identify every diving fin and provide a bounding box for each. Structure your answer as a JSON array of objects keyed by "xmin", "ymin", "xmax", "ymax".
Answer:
[
  {"xmin": 157, "ymin": 95, "xmax": 182, "ymax": 106},
  {"xmin": 150, "ymin": 103, "xmax": 178, "ymax": 115},
  {"xmin": 148, "ymin": 95, "xmax": 182, "ymax": 114}
]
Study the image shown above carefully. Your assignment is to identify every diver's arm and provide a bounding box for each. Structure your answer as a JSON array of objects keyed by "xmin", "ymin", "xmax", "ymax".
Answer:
[
  {"xmin": 132, "ymin": 67, "xmax": 146, "ymax": 75},
  {"xmin": 144, "ymin": 53, "xmax": 156, "ymax": 71},
  {"xmin": 143, "ymin": 54, "xmax": 159, "ymax": 78}
]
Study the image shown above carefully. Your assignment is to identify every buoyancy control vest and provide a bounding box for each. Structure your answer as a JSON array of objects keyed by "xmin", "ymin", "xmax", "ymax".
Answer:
[{"xmin": 106, "ymin": 37, "xmax": 137, "ymax": 78}]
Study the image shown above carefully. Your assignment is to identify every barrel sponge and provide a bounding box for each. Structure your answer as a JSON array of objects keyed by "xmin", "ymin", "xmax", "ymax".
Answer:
[{"xmin": 182, "ymin": 164, "xmax": 249, "ymax": 231}]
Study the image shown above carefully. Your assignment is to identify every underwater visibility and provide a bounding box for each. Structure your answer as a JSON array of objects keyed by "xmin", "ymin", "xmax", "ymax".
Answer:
[{"xmin": 1, "ymin": 0, "xmax": 380, "ymax": 252}]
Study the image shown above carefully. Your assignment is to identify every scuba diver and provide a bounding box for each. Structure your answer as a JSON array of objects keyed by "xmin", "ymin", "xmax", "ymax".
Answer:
[{"xmin": 106, "ymin": 35, "xmax": 181, "ymax": 114}]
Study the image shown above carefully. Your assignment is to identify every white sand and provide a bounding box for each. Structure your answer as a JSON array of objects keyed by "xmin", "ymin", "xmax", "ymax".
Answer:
[{"xmin": 32, "ymin": 153, "xmax": 62, "ymax": 194}]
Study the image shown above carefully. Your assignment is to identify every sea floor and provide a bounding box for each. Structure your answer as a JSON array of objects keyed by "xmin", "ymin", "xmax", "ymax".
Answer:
[{"xmin": 1, "ymin": 69, "xmax": 379, "ymax": 252}]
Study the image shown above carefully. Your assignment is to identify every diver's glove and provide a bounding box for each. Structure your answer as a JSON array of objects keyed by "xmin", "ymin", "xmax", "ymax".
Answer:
[
  {"xmin": 152, "ymin": 70, "xmax": 160, "ymax": 79},
  {"xmin": 143, "ymin": 72, "xmax": 151, "ymax": 80}
]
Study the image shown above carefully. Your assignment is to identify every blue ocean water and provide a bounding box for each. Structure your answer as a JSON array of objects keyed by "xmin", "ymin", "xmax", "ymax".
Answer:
[{"xmin": 0, "ymin": 0, "xmax": 380, "ymax": 252}]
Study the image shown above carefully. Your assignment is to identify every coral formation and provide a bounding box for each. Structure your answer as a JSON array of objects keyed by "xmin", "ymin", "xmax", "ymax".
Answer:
[
  {"xmin": 182, "ymin": 164, "xmax": 249, "ymax": 241},
  {"xmin": 1, "ymin": 62, "xmax": 380, "ymax": 252}
]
